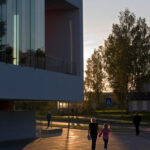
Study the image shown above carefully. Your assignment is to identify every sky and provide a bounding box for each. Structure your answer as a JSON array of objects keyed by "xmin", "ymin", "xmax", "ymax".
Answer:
[{"xmin": 83, "ymin": 0, "xmax": 150, "ymax": 70}]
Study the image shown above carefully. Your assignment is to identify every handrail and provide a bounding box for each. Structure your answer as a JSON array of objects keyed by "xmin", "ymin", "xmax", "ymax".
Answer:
[{"xmin": 0, "ymin": 50, "xmax": 78, "ymax": 75}]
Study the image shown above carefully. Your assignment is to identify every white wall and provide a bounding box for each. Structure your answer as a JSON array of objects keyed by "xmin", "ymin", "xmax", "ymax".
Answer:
[
  {"xmin": 0, "ymin": 62, "xmax": 84, "ymax": 101},
  {"xmin": 0, "ymin": 111, "xmax": 36, "ymax": 142}
]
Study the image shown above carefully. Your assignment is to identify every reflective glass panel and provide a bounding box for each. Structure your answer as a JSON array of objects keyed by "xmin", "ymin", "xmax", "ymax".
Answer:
[{"xmin": 0, "ymin": 0, "xmax": 45, "ymax": 68}]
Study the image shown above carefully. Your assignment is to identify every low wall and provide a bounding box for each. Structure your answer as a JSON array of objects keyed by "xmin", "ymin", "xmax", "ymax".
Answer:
[{"xmin": 0, "ymin": 111, "xmax": 36, "ymax": 142}]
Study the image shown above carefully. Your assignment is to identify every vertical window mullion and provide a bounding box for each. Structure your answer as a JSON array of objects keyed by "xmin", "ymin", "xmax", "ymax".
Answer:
[
  {"xmin": 16, "ymin": 0, "xmax": 17, "ymax": 65},
  {"xmin": 29, "ymin": 0, "xmax": 31, "ymax": 66},
  {"xmin": 6, "ymin": 0, "xmax": 7, "ymax": 63},
  {"xmin": 0, "ymin": 2, "xmax": 2, "ymax": 54}
]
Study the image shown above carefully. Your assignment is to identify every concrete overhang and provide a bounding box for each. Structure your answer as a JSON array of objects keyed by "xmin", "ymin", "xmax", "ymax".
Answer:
[
  {"xmin": 46, "ymin": 0, "xmax": 79, "ymax": 10},
  {"xmin": 66, "ymin": 0, "xmax": 82, "ymax": 9}
]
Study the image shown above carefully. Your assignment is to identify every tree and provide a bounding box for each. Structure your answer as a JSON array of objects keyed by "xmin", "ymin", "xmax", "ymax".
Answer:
[
  {"xmin": 85, "ymin": 46, "xmax": 105, "ymax": 107},
  {"xmin": 0, "ymin": 0, "xmax": 6, "ymax": 50},
  {"xmin": 0, "ymin": 0, "xmax": 6, "ymax": 42},
  {"xmin": 103, "ymin": 9, "xmax": 150, "ymax": 106},
  {"xmin": 0, "ymin": 21, "xmax": 5, "ymax": 39}
]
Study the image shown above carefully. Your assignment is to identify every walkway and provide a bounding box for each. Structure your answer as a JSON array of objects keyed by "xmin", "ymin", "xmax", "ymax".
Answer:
[
  {"xmin": 1, "ymin": 128, "xmax": 150, "ymax": 150},
  {"xmin": 52, "ymin": 115, "xmax": 150, "ymax": 124}
]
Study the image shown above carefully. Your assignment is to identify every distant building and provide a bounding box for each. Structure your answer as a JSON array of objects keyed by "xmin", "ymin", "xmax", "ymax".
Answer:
[
  {"xmin": 128, "ymin": 92, "xmax": 150, "ymax": 112},
  {"xmin": 0, "ymin": 0, "xmax": 83, "ymax": 142},
  {"xmin": 142, "ymin": 83, "xmax": 150, "ymax": 92},
  {"xmin": 102, "ymin": 92, "xmax": 118, "ymax": 105},
  {"xmin": 85, "ymin": 92, "xmax": 118, "ymax": 107}
]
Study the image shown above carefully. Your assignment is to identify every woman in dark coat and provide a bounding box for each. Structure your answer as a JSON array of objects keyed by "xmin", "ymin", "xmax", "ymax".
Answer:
[{"xmin": 88, "ymin": 118, "xmax": 99, "ymax": 150}]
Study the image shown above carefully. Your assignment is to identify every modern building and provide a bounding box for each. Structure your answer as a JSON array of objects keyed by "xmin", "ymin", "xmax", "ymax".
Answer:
[{"xmin": 0, "ymin": 0, "xmax": 83, "ymax": 141}]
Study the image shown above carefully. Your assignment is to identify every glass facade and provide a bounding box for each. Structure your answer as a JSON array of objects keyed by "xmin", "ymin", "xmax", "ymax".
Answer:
[
  {"xmin": 0, "ymin": 0, "xmax": 45, "ymax": 68},
  {"xmin": 0, "ymin": 0, "xmax": 78, "ymax": 75}
]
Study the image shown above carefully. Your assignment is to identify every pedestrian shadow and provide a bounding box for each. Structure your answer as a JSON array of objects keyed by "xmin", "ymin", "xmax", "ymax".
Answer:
[
  {"xmin": 65, "ymin": 128, "xmax": 70, "ymax": 150},
  {"xmin": 38, "ymin": 132, "xmax": 62, "ymax": 138},
  {"xmin": 67, "ymin": 126, "xmax": 70, "ymax": 139}
]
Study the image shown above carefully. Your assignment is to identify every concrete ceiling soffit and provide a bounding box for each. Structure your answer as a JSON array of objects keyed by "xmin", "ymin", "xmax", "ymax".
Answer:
[
  {"xmin": 66, "ymin": 0, "xmax": 82, "ymax": 9},
  {"xmin": 46, "ymin": 0, "xmax": 78, "ymax": 10}
]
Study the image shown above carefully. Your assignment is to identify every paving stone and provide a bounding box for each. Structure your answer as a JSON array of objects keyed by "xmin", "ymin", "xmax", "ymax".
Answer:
[{"xmin": 0, "ymin": 128, "xmax": 150, "ymax": 150}]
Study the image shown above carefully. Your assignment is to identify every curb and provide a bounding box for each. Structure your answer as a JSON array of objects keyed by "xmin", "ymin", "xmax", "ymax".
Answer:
[{"xmin": 41, "ymin": 128, "xmax": 63, "ymax": 135}]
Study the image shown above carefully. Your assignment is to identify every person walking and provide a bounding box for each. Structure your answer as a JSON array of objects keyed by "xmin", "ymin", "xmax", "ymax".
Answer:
[
  {"xmin": 99, "ymin": 123, "xmax": 111, "ymax": 150},
  {"xmin": 46, "ymin": 111, "xmax": 52, "ymax": 128},
  {"xmin": 88, "ymin": 118, "xmax": 99, "ymax": 150},
  {"xmin": 133, "ymin": 112, "xmax": 141, "ymax": 136}
]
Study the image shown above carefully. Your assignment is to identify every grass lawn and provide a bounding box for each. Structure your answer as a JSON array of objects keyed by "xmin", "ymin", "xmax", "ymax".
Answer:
[
  {"xmin": 90, "ymin": 110, "xmax": 150, "ymax": 122},
  {"xmin": 37, "ymin": 122, "xmax": 136, "ymax": 132},
  {"xmin": 36, "ymin": 109, "xmax": 150, "ymax": 126}
]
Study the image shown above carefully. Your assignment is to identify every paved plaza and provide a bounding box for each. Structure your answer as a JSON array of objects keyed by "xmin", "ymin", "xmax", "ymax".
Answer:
[{"xmin": 0, "ymin": 128, "xmax": 150, "ymax": 150}]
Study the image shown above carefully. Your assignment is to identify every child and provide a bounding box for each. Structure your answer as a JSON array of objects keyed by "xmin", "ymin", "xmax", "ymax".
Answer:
[{"xmin": 99, "ymin": 124, "xmax": 110, "ymax": 150}]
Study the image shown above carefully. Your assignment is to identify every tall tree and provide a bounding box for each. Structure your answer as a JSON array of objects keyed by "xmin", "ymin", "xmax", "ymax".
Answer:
[
  {"xmin": 85, "ymin": 46, "xmax": 105, "ymax": 107},
  {"xmin": 0, "ymin": 0, "xmax": 6, "ymax": 42},
  {"xmin": 103, "ymin": 9, "xmax": 150, "ymax": 106}
]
